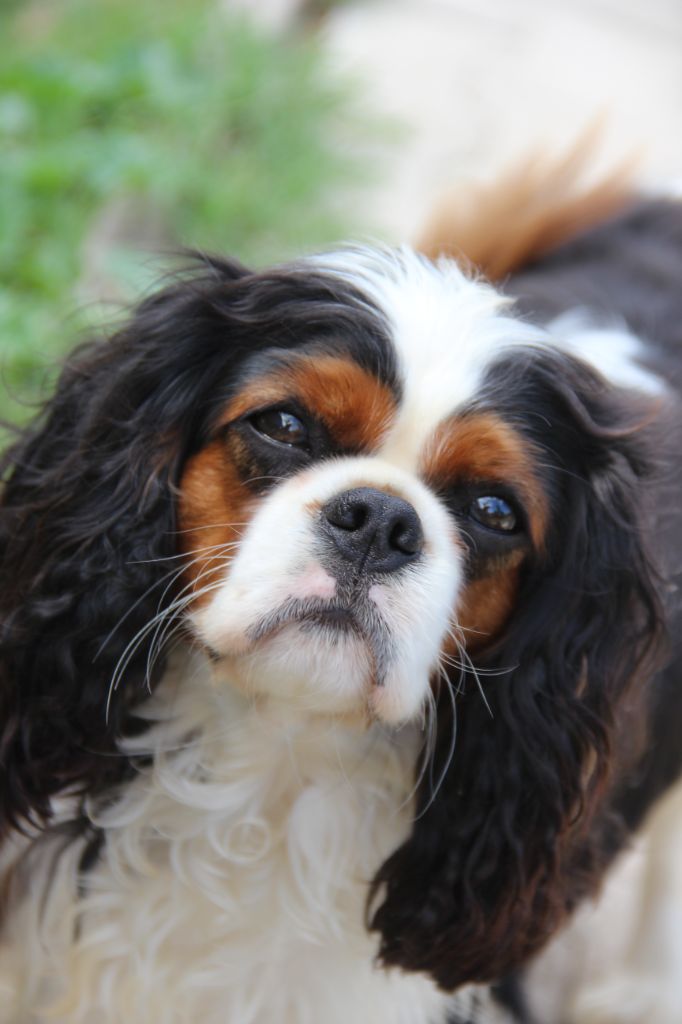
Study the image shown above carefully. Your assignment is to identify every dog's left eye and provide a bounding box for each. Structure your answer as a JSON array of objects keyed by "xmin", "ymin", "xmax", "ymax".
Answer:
[
  {"xmin": 250, "ymin": 409, "xmax": 309, "ymax": 448},
  {"xmin": 469, "ymin": 495, "xmax": 518, "ymax": 533}
]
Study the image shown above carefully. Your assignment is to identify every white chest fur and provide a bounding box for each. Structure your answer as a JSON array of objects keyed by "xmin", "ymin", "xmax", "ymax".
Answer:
[{"xmin": 0, "ymin": 654, "xmax": 472, "ymax": 1024}]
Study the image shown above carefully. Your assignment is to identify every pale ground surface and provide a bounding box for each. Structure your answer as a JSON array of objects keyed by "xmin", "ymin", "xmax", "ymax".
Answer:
[
  {"xmin": 321, "ymin": 0, "xmax": 682, "ymax": 240},
  {"xmin": 235, "ymin": 0, "xmax": 682, "ymax": 241}
]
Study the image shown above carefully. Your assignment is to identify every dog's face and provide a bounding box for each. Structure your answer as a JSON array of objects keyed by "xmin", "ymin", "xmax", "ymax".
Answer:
[{"xmin": 178, "ymin": 249, "xmax": 549, "ymax": 724}]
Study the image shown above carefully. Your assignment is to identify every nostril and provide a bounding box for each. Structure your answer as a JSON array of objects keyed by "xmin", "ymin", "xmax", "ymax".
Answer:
[
  {"xmin": 389, "ymin": 517, "xmax": 423, "ymax": 556},
  {"xmin": 325, "ymin": 496, "xmax": 369, "ymax": 532}
]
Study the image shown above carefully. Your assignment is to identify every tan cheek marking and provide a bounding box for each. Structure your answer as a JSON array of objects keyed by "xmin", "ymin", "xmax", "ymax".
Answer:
[
  {"xmin": 223, "ymin": 355, "xmax": 397, "ymax": 452},
  {"xmin": 177, "ymin": 435, "xmax": 257, "ymax": 606},
  {"xmin": 423, "ymin": 413, "xmax": 548, "ymax": 550},
  {"xmin": 453, "ymin": 557, "xmax": 523, "ymax": 654}
]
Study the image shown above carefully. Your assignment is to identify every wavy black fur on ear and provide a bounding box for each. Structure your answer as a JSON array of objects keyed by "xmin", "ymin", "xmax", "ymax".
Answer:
[
  {"xmin": 0, "ymin": 253, "xmax": 389, "ymax": 841},
  {"xmin": 370, "ymin": 350, "xmax": 666, "ymax": 989},
  {"xmin": 0, "ymin": 257, "xmax": 248, "ymax": 839}
]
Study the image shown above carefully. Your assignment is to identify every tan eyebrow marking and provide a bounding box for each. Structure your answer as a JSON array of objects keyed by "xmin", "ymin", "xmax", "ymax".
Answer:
[
  {"xmin": 177, "ymin": 433, "xmax": 258, "ymax": 607},
  {"xmin": 223, "ymin": 354, "xmax": 397, "ymax": 452},
  {"xmin": 421, "ymin": 412, "xmax": 548, "ymax": 550}
]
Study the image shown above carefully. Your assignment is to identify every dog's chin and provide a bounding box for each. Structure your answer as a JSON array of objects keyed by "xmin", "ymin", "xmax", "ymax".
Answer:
[{"xmin": 210, "ymin": 611, "xmax": 428, "ymax": 726}]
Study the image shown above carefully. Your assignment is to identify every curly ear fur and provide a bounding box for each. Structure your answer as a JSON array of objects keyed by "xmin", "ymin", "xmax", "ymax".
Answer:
[
  {"xmin": 0, "ymin": 256, "xmax": 269, "ymax": 837},
  {"xmin": 370, "ymin": 352, "xmax": 665, "ymax": 989}
]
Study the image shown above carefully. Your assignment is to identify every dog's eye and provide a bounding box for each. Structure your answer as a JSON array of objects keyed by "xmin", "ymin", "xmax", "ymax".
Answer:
[
  {"xmin": 469, "ymin": 495, "xmax": 518, "ymax": 533},
  {"xmin": 251, "ymin": 409, "xmax": 309, "ymax": 448}
]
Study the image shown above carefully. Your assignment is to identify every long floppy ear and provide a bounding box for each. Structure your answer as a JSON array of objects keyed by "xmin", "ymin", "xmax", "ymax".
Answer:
[
  {"xmin": 371, "ymin": 352, "xmax": 666, "ymax": 989},
  {"xmin": 0, "ymin": 256, "xmax": 251, "ymax": 839}
]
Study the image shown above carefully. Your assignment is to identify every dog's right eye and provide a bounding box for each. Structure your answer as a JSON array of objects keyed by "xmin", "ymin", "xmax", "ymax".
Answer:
[{"xmin": 250, "ymin": 409, "xmax": 310, "ymax": 449}]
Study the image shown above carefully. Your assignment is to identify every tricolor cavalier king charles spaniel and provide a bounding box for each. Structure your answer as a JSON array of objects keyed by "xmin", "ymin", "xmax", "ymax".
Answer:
[{"xmin": 0, "ymin": 166, "xmax": 681, "ymax": 1024}]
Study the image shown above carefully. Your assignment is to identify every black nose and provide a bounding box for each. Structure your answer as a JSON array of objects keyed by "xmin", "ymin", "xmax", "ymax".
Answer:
[{"xmin": 321, "ymin": 487, "xmax": 424, "ymax": 575}]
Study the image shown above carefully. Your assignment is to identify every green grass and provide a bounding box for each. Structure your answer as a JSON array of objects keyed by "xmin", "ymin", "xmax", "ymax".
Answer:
[{"xmin": 0, "ymin": 0, "xmax": 370, "ymax": 424}]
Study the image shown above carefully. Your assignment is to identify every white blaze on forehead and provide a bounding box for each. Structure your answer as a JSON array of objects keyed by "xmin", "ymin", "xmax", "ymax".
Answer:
[{"xmin": 313, "ymin": 246, "xmax": 544, "ymax": 470}]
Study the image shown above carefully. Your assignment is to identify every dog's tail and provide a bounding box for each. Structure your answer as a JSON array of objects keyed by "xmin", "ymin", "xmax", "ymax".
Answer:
[{"xmin": 416, "ymin": 131, "xmax": 637, "ymax": 281}]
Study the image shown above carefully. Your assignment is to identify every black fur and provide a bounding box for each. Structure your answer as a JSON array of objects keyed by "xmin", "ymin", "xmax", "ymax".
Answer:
[
  {"xmin": 510, "ymin": 199, "xmax": 682, "ymax": 370},
  {"xmin": 491, "ymin": 974, "xmax": 535, "ymax": 1023},
  {"xmin": 508, "ymin": 198, "xmax": 682, "ymax": 835}
]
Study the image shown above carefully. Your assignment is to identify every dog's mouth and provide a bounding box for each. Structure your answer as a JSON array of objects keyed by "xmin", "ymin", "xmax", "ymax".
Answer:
[
  {"xmin": 297, "ymin": 605, "xmax": 359, "ymax": 633},
  {"xmin": 247, "ymin": 595, "xmax": 393, "ymax": 683},
  {"xmin": 249, "ymin": 598, "xmax": 365, "ymax": 644}
]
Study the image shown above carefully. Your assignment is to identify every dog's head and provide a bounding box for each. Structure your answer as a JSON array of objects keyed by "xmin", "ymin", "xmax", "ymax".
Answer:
[{"xmin": 0, "ymin": 246, "xmax": 664, "ymax": 986}]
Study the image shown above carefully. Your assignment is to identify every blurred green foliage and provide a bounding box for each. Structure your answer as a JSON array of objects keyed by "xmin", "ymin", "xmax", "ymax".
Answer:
[{"xmin": 0, "ymin": 0, "xmax": 367, "ymax": 424}]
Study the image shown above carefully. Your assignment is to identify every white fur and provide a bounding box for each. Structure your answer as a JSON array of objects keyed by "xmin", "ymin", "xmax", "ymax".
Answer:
[{"xmin": 0, "ymin": 652, "xmax": 477, "ymax": 1024}]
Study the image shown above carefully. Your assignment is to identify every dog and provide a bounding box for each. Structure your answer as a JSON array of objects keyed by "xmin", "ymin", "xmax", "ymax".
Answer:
[{"xmin": 0, "ymin": 156, "xmax": 680, "ymax": 1023}]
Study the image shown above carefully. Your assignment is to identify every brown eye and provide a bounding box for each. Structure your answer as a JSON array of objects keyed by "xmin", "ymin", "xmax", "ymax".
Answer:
[
  {"xmin": 469, "ymin": 495, "xmax": 518, "ymax": 533},
  {"xmin": 251, "ymin": 409, "xmax": 309, "ymax": 448}
]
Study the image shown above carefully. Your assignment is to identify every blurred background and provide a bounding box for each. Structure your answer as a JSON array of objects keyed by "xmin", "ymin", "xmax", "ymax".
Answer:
[{"xmin": 1, "ymin": 0, "xmax": 681, "ymax": 425}]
